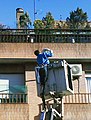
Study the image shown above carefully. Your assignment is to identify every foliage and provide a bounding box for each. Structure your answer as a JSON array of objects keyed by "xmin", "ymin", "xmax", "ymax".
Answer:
[
  {"xmin": 34, "ymin": 19, "xmax": 44, "ymax": 29},
  {"xmin": 42, "ymin": 12, "xmax": 55, "ymax": 29},
  {"xmin": 34, "ymin": 12, "xmax": 55, "ymax": 29},
  {"xmin": 66, "ymin": 7, "xmax": 88, "ymax": 29},
  {"xmin": 19, "ymin": 12, "xmax": 31, "ymax": 29}
]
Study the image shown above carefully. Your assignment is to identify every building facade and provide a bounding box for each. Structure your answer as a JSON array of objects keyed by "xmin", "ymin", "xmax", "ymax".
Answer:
[{"xmin": 0, "ymin": 29, "xmax": 91, "ymax": 120}]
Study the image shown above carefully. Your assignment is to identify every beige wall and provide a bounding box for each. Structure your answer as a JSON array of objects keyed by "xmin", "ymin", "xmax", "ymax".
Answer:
[
  {"xmin": 73, "ymin": 71, "xmax": 87, "ymax": 93},
  {"xmin": 0, "ymin": 62, "xmax": 89, "ymax": 120},
  {"xmin": 0, "ymin": 43, "xmax": 91, "ymax": 120},
  {"xmin": 0, "ymin": 104, "xmax": 29, "ymax": 120},
  {"xmin": 25, "ymin": 64, "xmax": 41, "ymax": 120},
  {"xmin": 64, "ymin": 103, "xmax": 91, "ymax": 120},
  {"xmin": 24, "ymin": 63, "xmax": 90, "ymax": 120},
  {"xmin": 0, "ymin": 43, "xmax": 91, "ymax": 59}
]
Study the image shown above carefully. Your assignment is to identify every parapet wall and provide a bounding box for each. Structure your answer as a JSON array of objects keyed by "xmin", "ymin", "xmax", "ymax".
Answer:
[
  {"xmin": 64, "ymin": 103, "xmax": 91, "ymax": 120},
  {"xmin": 0, "ymin": 43, "xmax": 91, "ymax": 59},
  {"xmin": 0, "ymin": 104, "xmax": 29, "ymax": 120}
]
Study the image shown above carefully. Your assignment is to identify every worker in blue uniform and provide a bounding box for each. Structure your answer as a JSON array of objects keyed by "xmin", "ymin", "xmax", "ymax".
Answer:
[
  {"xmin": 34, "ymin": 48, "xmax": 53, "ymax": 86},
  {"xmin": 34, "ymin": 48, "xmax": 53, "ymax": 66},
  {"xmin": 34, "ymin": 48, "xmax": 53, "ymax": 110}
]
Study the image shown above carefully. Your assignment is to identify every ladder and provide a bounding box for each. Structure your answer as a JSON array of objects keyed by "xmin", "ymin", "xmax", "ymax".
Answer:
[{"xmin": 40, "ymin": 108, "xmax": 61, "ymax": 120}]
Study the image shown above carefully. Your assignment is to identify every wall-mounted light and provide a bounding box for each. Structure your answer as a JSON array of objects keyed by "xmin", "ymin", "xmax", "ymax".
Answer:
[
  {"xmin": 31, "ymin": 37, "xmax": 34, "ymax": 43},
  {"xmin": 72, "ymin": 38, "xmax": 75, "ymax": 43}
]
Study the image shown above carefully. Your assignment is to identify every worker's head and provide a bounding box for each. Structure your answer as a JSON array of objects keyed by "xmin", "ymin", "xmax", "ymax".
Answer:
[{"xmin": 34, "ymin": 50, "xmax": 40, "ymax": 56}]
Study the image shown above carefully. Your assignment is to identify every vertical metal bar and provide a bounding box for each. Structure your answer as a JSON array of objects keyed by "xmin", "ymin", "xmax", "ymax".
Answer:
[{"xmin": 34, "ymin": 0, "xmax": 36, "ymax": 21}]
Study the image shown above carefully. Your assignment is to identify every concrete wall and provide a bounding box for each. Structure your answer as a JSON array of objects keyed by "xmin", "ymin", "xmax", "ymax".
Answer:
[
  {"xmin": 0, "ymin": 62, "xmax": 89, "ymax": 120},
  {"xmin": 73, "ymin": 71, "xmax": 87, "ymax": 93},
  {"xmin": 0, "ymin": 104, "xmax": 29, "ymax": 120},
  {"xmin": 25, "ymin": 64, "xmax": 41, "ymax": 120},
  {"xmin": 64, "ymin": 103, "xmax": 91, "ymax": 120},
  {"xmin": 24, "ymin": 63, "xmax": 90, "ymax": 120},
  {"xmin": 0, "ymin": 43, "xmax": 91, "ymax": 120},
  {"xmin": 0, "ymin": 43, "xmax": 91, "ymax": 59}
]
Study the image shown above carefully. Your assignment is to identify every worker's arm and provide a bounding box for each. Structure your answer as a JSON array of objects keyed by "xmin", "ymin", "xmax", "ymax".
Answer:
[{"xmin": 42, "ymin": 48, "xmax": 54, "ymax": 57}]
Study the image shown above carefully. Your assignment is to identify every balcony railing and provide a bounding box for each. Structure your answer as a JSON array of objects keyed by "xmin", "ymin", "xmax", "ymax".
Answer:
[
  {"xmin": 64, "ymin": 93, "xmax": 91, "ymax": 103},
  {"xmin": 0, "ymin": 29, "xmax": 91, "ymax": 43},
  {"xmin": 0, "ymin": 93, "xmax": 27, "ymax": 104}
]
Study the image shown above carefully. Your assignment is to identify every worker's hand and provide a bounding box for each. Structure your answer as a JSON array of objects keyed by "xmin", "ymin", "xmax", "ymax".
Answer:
[{"xmin": 42, "ymin": 48, "xmax": 51, "ymax": 53}]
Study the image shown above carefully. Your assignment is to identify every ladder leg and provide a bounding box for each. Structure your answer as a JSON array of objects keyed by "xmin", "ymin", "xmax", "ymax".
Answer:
[
  {"xmin": 41, "ymin": 84, "xmax": 46, "ymax": 110},
  {"xmin": 40, "ymin": 111, "xmax": 46, "ymax": 120}
]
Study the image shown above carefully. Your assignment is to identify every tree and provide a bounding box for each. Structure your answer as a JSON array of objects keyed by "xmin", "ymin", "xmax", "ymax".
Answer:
[
  {"xmin": 34, "ymin": 20, "xmax": 44, "ymax": 29},
  {"xmin": 42, "ymin": 12, "xmax": 55, "ymax": 29},
  {"xmin": 19, "ymin": 12, "xmax": 31, "ymax": 29},
  {"xmin": 66, "ymin": 7, "xmax": 88, "ymax": 29},
  {"xmin": 33, "ymin": 12, "xmax": 55, "ymax": 29}
]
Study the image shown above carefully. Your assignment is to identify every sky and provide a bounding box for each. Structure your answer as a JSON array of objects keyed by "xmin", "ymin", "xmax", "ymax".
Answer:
[{"xmin": 0, "ymin": 0, "xmax": 91, "ymax": 28}]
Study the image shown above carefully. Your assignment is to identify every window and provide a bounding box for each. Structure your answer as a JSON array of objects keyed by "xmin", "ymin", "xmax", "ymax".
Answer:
[
  {"xmin": 85, "ymin": 74, "xmax": 91, "ymax": 93},
  {"xmin": 85, "ymin": 74, "xmax": 91, "ymax": 102},
  {"xmin": 0, "ymin": 74, "xmax": 27, "ymax": 103}
]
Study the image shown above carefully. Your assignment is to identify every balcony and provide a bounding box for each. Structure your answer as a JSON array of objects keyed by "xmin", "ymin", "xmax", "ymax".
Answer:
[
  {"xmin": 0, "ymin": 29, "xmax": 91, "ymax": 43},
  {"xmin": 0, "ymin": 93, "xmax": 27, "ymax": 104},
  {"xmin": 64, "ymin": 93, "xmax": 91, "ymax": 103}
]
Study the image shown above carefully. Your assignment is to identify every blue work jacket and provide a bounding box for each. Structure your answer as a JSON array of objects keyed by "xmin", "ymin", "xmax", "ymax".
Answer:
[{"xmin": 37, "ymin": 51, "xmax": 53, "ymax": 66}]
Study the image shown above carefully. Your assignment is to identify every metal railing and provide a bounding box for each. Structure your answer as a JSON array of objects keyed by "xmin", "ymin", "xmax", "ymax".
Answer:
[
  {"xmin": 0, "ymin": 93, "xmax": 27, "ymax": 104},
  {"xmin": 64, "ymin": 93, "xmax": 91, "ymax": 103},
  {"xmin": 0, "ymin": 29, "xmax": 91, "ymax": 43}
]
